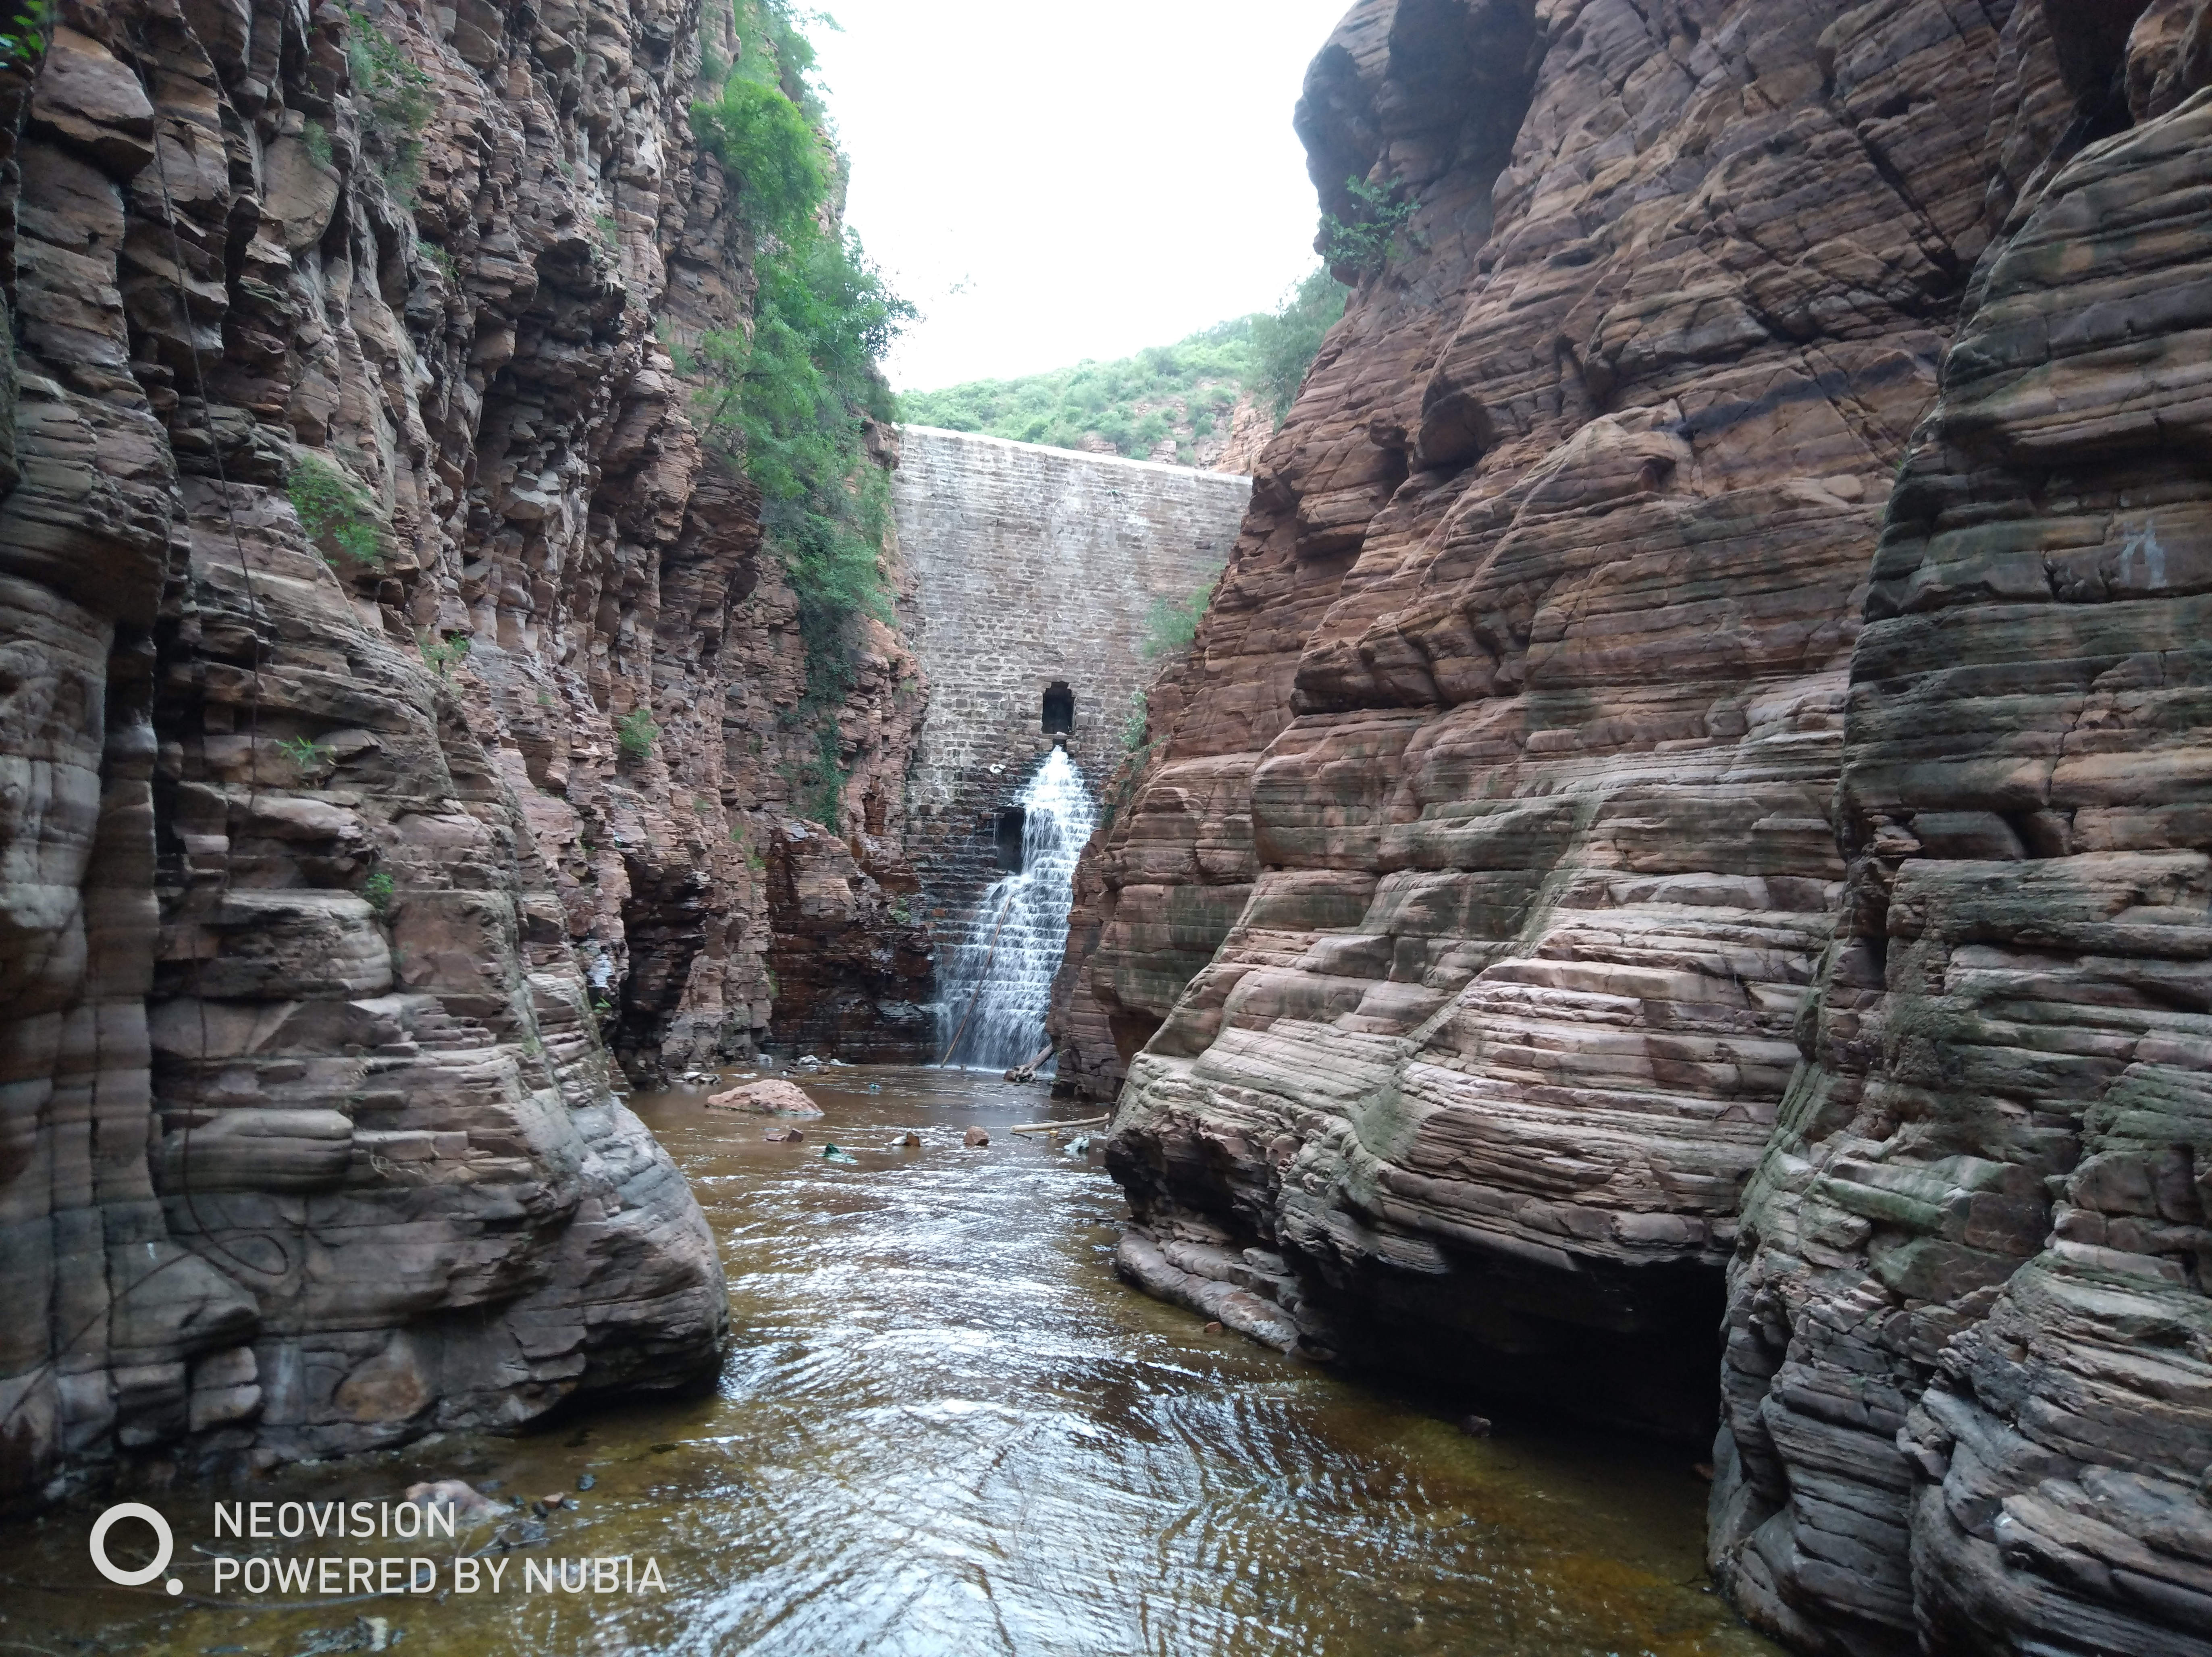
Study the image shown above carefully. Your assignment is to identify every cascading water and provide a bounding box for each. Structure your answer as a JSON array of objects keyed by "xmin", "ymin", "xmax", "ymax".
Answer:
[{"xmin": 935, "ymin": 747, "xmax": 1098, "ymax": 1070}]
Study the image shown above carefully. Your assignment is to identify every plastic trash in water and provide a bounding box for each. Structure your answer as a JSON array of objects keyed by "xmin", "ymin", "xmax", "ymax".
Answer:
[
  {"xmin": 821, "ymin": 1143, "xmax": 860, "ymax": 1166},
  {"xmin": 1063, "ymin": 1135, "xmax": 1092, "ymax": 1157},
  {"xmin": 868, "ymin": 1083, "xmax": 881, "ymax": 1094}
]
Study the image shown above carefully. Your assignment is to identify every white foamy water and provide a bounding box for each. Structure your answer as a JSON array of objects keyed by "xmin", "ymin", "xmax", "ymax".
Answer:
[{"xmin": 934, "ymin": 748, "xmax": 1097, "ymax": 1070}]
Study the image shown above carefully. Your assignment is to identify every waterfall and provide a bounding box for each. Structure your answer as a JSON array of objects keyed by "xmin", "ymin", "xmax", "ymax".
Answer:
[{"xmin": 935, "ymin": 748, "xmax": 1098, "ymax": 1070}]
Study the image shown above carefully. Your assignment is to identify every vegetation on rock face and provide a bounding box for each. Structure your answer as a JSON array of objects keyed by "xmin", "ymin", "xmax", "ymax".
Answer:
[
  {"xmin": 1142, "ymin": 573, "xmax": 1221, "ymax": 662},
  {"xmin": 683, "ymin": 0, "xmax": 912, "ymax": 830},
  {"xmin": 417, "ymin": 630, "xmax": 469, "ymax": 680},
  {"xmin": 900, "ymin": 268, "xmax": 1348, "ymax": 459},
  {"xmin": 342, "ymin": 7, "xmax": 434, "ymax": 203},
  {"xmin": 616, "ymin": 708, "xmax": 661, "ymax": 760},
  {"xmin": 288, "ymin": 452, "xmax": 386, "ymax": 570},
  {"xmin": 1250, "ymin": 268, "xmax": 1347, "ymax": 424},
  {"xmin": 1320, "ymin": 176, "xmax": 1419, "ymax": 278},
  {"xmin": 0, "ymin": 0, "xmax": 52, "ymax": 71}
]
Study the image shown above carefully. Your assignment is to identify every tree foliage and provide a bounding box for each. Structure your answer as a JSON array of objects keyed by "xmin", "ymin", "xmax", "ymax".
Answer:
[
  {"xmin": 1320, "ymin": 176, "xmax": 1418, "ymax": 277},
  {"xmin": 683, "ymin": 0, "xmax": 912, "ymax": 828},
  {"xmin": 689, "ymin": 76, "xmax": 826, "ymax": 243}
]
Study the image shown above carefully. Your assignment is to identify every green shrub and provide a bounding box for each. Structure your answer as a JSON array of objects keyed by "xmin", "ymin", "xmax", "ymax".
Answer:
[
  {"xmin": 0, "ymin": 0, "xmax": 53, "ymax": 70},
  {"xmin": 337, "ymin": 8, "xmax": 433, "ymax": 203},
  {"xmin": 1320, "ymin": 176, "xmax": 1418, "ymax": 277},
  {"xmin": 616, "ymin": 708, "xmax": 660, "ymax": 760},
  {"xmin": 1253, "ymin": 266, "xmax": 1348, "ymax": 424},
  {"xmin": 288, "ymin": 453, "xmax": 385, "ymax": 569},
  {"xmin": 1142, "ymin": 572, "xmax": 1220, "ymax": 661},
  {"xmin": 302, "ymin": 119, "xmax": 334, "ymax": 170},
  {"xmin": 277, "ymin": 735, "xmax": 334, "ymax": 772},
  {"xmin": 362, "ymin": 870, "xmax": 395, "ymax": 917},
  {"xmin": 418, "ymin": 630, "xmax": 470, "ymax": 679},
  {"xmin": 1121, "ymin": 690, "xmax": 1149, "ymax": 753}
]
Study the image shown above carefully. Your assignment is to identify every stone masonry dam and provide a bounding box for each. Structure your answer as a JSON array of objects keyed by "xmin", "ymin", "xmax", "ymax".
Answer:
[{"xmin": 892, "ymin": 427, "xmax": 1253, "ymax": 1010}]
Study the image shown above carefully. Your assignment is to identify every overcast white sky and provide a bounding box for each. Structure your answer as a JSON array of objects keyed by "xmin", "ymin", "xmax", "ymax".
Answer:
[{"xmin": 806, "ymin": 1, "xmax": 1354, "ymax": 392}]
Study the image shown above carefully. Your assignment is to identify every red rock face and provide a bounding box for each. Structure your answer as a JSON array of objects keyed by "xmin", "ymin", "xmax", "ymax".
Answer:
[
  {"xmin": 0, "ymin": 0, "xmax": 913, "ymax": 1502},
  {"xmin": 1713, "ymin": 10, "xmax": 2212, "ymax": 1655},
  {"xmin": 1064, "ymin": 0, "xmax": 2212, "ymax": 1648},
  {"xmin": 1063, "ymin": 0, "xmax": 2080, "ymax": 1438}
]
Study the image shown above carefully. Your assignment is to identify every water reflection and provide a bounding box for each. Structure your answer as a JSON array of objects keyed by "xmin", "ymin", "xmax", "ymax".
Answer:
[{"xmin": 0, "ymin": 1065, "xmax": 1779, "ymax": 1656}]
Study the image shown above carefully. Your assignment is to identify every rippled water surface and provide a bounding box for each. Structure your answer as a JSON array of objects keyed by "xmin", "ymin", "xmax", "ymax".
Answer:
[{"xmin": 2, "ymin": 1066, "xmax": 1780, "ymax": 1656}]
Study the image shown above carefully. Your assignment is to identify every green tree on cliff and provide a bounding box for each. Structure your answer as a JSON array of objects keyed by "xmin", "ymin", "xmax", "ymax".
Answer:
[{"xmin": 685, "ymin": 0, "xmax": 913, "ymax": 827}]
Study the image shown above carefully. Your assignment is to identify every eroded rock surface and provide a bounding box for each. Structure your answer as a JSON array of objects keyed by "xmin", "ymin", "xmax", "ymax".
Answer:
[
  {"xmin": 1059, "ymin": 0, "xmax": 2212, "ymax": 1649},
  {"xmin": 1710, "ymin": 10, "xmax": 2212, "ymax": 1654},
  {"xmin": 0, "ymin": 0, "xmax": 913, "ymax": 1504},
  {"xmin": 1066, "ymin": 0, "xmax": 2079, "ymax": 1437}
]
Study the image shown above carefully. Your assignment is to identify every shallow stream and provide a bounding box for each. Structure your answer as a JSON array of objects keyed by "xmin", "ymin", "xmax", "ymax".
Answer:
[{"xmin": 1, "ymin": 1066, "xmax": 1780, "ymax": 1656}]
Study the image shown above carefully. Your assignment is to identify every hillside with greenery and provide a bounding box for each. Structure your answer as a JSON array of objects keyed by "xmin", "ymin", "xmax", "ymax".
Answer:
[{"xmin": 901, "ymin": 269, "xmax": 1347, "ymax": 468}]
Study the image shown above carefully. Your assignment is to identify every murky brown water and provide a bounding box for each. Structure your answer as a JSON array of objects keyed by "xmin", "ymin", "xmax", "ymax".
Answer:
[{"xmin": 0, "ymin": 1065, "xmax": 1780, "ymax": 1656}]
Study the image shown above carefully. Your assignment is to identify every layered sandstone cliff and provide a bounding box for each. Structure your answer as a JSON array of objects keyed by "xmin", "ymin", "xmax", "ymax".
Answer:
[
  {"xmin": 0, "ymin": 0, "xmax": 913, "ymax": 1504},
  {"xmin": 1710, "ymin": 9, "xmax": 2212, "ymax": 1654},
  {"xmin": 1069, "ymin": 0, "xmax": 2062, "ymax": 1433},
  {"xmin": 1065, "ymin": 0, "xmax": 2212, "ymax": 1649}
]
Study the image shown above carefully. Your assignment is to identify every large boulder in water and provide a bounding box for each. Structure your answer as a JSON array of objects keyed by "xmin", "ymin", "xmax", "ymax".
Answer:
[{"xmin": 707, "ymin": 1079, "xmax": 823, "ymax": 1117}]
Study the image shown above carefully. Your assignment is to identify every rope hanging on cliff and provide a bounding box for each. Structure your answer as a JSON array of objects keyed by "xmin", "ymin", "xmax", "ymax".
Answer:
[{"xmin": 936, "ymin": 892, "xmax": 1015, "ymax": 1067}]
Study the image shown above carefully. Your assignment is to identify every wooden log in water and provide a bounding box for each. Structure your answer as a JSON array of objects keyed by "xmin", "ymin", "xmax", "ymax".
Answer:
[{"xmin": 1008, "ymin": 1115, "xmax": 1109, "ymax": 1137}]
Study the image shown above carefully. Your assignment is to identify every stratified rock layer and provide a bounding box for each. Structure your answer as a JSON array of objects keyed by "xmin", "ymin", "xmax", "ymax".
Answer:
[
  {"xmin": 0, "ymin": 0, "xmax": 919, "ymax": 1503},
  {"xmin": 1071, "ymin": 0, "xmax": 2075, "ymax": 1439},
  {"xmin": 1709, "ymin": 10, "xmax": 2212, "ymax": 1655}
]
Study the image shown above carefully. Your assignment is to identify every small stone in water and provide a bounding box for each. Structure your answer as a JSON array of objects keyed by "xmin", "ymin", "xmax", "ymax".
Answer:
[
  {"xmin": 894, "ymin": 1130, "xmax": 921, "ymax": 1148},
  {"xmin": 763, "ymin": 1126, "xmax": 804, "ymax": 1144},
  {"xmin": 541, "ymin": 1492, "xmax": 568, "ymax": 1509},
  {"xmin": 577, "ymin": 1472, "xmax": 596, "ymax": 1491},
  {"xmin": 963, "ymin": 1126, "xmax": 990, "ymax": 1147},
  {"xmin": 1204, "ymin": 1321, "xmax": 1224, "ymax": 1334}
]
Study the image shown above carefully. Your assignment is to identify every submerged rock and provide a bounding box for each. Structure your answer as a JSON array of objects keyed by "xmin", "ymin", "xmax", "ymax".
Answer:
[
  {"xmin": 963, "ymin": 1127, "xmax": 991, "ymax": 1148},
  {"xmin": 402, "ymin": 1480, "xmax": 502, "ymax": 1527}
]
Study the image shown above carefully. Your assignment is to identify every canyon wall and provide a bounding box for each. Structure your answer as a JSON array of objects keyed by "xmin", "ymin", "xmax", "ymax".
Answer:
[
  {"xmin": 896, "ymin": 426, "xmax": 1247, "ymax": 951},
  {"xmin": 1078, "ymin": 0, "xmax": 2056, "ymax": 1431},
  {"xmin": 0, "ymin": 0, "xmax": 912, "ymax": 1504},
  {"xmin": 1070, "ymin": 0, "xmax": 2212, "ymax": 1650},
  {"xmin": 1710, "ymin": 10, "xmax": 2212, "ymax": 1655}
]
